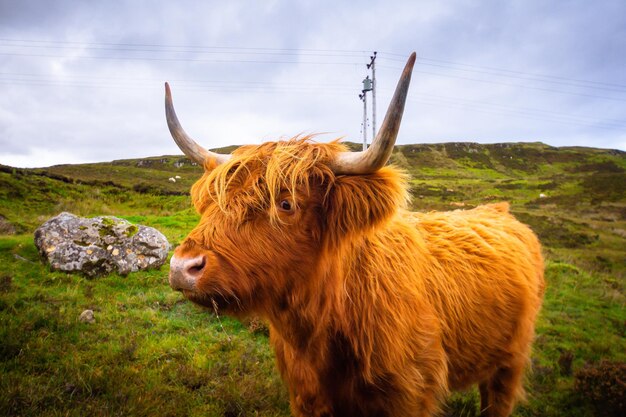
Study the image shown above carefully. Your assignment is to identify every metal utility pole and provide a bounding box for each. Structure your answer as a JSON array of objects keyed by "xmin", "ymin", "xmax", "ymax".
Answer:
[
  {"xmin": 359, "ymin": 92, "xmax": 367, "ymax": 150},
  {"xmin": 367, "ymin": 52, "xmax": 377, "ymax": 139},
  {"xmin": 360, "ymin": 76, "xmax": 373, "ymax": 150}
]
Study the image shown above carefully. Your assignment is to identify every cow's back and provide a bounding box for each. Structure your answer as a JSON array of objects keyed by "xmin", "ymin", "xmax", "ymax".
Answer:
[{"xmin": 407, "ymin": 202, "xmax": 544, "ymax": 390}]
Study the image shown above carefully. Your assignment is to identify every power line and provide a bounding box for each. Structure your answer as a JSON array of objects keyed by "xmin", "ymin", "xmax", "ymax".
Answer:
[
  {"xmin": 378, "ymin": 65, "xmax": 626, "ymax": 103},
  {"xmin": 408, "ymin": 97, "xmax": 624, "ymax": 131},
  {"xmin": 3, "ymin": 53, "xmax": 623, "ymax": 102},
  {"xmin": 396, "ymin": 91, "xmax": 626, "ymax": 131},
  {"xmin": 0, "ymin": 77, "xmax": 355, "ymax": 95},
  {"xmin": 413, "ymin": 91, "xmax": 626, "ymax": 128},
  {"xmin": 0, "ymin": 37, "xmax": 370, "ymax": 55},
  {"xmin": 0, "ymin": 51, "xmax": 367, "ymax": 66},
  {"xmin": 2, "ymin": 66, "xmax": 624, "ymax": 129},
  {"xmin": 410, "ymin": 60, "xmax": 626, "ymax": 93},
  {"xmin": 2, "ymin": 39, "xmax": 624, "ymax": 97},
  {"xmin": 0, "ymin": 71, "xmax": 354, "ymax": 90},
  {"xmin": 407, "ymin": 95, "xmax": 626, "ymax": 131},
  {"xmin": 0, "ymin": 40, "xmax": 370, "ymax": 59},
  {"xmin": 0, "ymin": 72, "xmax": 350, "ymax": 89},
  {"xmin": 3, "ymin": 74, "xmax": 622, "ymax": 132},
  {"xmin": 381, "ymin": 51, "xmax": 626, "ymax": 90},
  {"xmin": 1, "ymin": 39, "xmax": 623, "ymax": 133},
  {"xmin": 1, "ymin": 38, "xmax": 621, "ymax": 91}
]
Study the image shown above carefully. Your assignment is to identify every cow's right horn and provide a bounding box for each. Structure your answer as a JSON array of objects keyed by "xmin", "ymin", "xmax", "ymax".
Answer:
[
  {"xmin": 330, "ymin": 52, "xmax": 416, "ymax": 175},
  {"xmin": 165, "ymin": 82, "xmax": 231, "ymax": 166}
]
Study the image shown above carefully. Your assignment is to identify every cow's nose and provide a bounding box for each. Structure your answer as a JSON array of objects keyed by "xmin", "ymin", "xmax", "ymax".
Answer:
[{"xmin": 169, "ymin": 254, "xmax": 206, "ymax": 291}]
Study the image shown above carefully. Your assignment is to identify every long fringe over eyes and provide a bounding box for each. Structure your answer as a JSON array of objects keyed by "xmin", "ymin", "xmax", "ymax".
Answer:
[{"xmin": 191, "ymin": 137, "xmax": 344, "ymax": 224}]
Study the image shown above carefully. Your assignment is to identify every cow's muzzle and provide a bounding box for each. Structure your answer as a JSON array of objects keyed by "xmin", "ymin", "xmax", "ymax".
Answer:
[{"xmin": 169, "ymin": 254, "xmax": 206, "ymax": 291}]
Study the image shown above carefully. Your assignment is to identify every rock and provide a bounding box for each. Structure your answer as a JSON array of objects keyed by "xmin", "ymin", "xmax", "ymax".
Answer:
[
  {"xmin": 79, "ymin": 309, "xmax": 95, "ymax": 323},
  {"xmin": 34, "ymin": 212, "xmax": 170, "ymax": 277}
]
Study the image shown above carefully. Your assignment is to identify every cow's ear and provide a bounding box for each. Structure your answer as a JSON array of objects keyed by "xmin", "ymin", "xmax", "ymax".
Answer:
[{"xmin": 323, "ymin": 167, "xmax": 408, "ymax": 245}]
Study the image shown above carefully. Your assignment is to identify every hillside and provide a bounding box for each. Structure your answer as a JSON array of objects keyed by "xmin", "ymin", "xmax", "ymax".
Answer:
[
  {"xmin": 0, "ymin": 141, "xmax": 625, "ymax": 416},
  {"xmin": 2, "ymin": 141, "xmax": 625, "ymax": 276}
]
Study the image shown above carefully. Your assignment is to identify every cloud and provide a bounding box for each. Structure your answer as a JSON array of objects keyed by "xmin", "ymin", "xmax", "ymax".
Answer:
[{"xmin": 0, "ymin": 0, "xmax": 624, "ymax": 167}]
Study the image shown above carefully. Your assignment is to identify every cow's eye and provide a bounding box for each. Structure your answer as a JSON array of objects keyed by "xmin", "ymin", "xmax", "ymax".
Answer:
[{"xmin": 279, "ymin": 199, "xmax": 293, "ymax": 212}]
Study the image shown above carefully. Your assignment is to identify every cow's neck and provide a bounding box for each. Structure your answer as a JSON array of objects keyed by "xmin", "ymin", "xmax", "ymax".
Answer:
[
  {"xmin": 265, "ymin": 233, "xmax": 374, "ymax": 346},
  {"xmin": 265, "ymin": 247, "xmax": 345, "ymax": 354}
]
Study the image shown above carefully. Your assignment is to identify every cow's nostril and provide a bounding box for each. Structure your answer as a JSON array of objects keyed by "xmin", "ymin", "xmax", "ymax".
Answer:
[{"xmin": 187, "ymin": 256, "xmax": 206, "ymax": 276}]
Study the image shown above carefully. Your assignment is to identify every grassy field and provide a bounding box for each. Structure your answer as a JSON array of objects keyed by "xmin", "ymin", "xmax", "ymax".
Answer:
[{"xmin": 0, "ymin": 142, "xmax": 624, "ymax": 416}]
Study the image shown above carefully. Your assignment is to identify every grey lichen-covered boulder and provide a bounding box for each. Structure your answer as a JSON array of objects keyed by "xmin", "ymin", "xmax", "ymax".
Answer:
[{"xmin": 34, "ymin": 212, "xmax": 170, "ymax": 277}]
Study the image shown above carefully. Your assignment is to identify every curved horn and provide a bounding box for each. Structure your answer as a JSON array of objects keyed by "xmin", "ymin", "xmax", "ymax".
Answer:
[
  {"xmin": 331, "ymin": 52, "xmax": 416, "ymax": 175},
  {"xmin": 164, "ymin": 82, "xmax": 231, "ymax": 166}
]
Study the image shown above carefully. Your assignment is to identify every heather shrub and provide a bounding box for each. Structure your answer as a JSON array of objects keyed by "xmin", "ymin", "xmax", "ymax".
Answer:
[{"xmin": 574, "ymin": 360, "xmax": 626, "ymax": 417}]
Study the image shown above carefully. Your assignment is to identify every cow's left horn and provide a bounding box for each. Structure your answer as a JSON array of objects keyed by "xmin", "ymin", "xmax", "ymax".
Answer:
[
  {"xmin": 331, "ymin": 52, "xmax": 416, "ymax": 175},
  {"xmin": 165, "ymin": 82, "xmax": 231, "ymax": 166}
]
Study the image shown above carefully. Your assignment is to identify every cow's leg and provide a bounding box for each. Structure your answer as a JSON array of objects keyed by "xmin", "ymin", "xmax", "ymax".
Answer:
[{"xmin": 479, "ymin": 360, "xmax": 525, "ymax": 417}]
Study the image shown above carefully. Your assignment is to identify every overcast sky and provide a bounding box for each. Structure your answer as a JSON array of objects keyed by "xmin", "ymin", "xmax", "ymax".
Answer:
[{"xmin": 0, "ymin": 0, "xmax": 625, "ymax": 168}]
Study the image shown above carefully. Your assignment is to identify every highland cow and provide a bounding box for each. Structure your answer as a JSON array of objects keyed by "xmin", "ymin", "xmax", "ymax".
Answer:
[{"xmin": 165, "ymin": 53, "xmax": 545, "ymax": 417}]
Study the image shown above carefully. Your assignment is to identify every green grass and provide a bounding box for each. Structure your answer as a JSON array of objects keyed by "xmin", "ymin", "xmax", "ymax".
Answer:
[
  {"xmin": 0, "ymin": 236, "xmax": 288, "ymax": 417},
  {"xmin": 0, "ymin": 142, "xmax": 625, "ymax": 416}
]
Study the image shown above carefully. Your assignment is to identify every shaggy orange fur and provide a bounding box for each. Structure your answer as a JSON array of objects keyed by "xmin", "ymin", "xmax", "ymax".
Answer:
[{"xmin": 173, "ymin": 137, "xmax": 545, "ymax": 417}]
